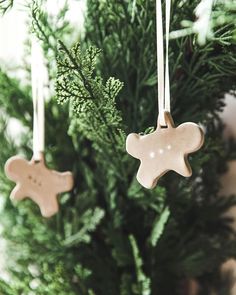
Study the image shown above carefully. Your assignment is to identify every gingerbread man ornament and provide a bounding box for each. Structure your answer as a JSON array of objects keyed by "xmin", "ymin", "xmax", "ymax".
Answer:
[
  {"xmin": 126, "ymin": 112, "xmax": 204, "ymax": 189},
  {"xmin": 5, "ymin": 153, "xmax": 74, "ymax": 218}
]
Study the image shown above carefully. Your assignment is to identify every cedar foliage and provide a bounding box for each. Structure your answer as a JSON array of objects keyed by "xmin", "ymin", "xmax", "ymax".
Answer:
[{"xmin": 0, "ymin": 0, "xmax": 236, "ymax": 294}]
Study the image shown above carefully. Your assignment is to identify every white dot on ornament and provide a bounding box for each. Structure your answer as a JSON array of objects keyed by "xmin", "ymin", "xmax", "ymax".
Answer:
[
  {"xmin": 149, "ymin": 152, "xmax": 156, "ymax": 158},
  {"xmin": 159, "ymin": 149, "xmax": 164, "ymax": 154}
]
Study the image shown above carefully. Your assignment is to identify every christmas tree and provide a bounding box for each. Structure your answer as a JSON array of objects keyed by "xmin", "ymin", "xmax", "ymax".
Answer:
[{"xmin": 0, "ymin": 0, "xmax": 236, "ymax": 294}]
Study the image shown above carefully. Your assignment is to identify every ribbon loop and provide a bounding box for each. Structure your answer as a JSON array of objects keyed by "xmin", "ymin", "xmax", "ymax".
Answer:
[
  {"xmin": 156, "ymin": 0, "xmax": 171, "ymax": 126},
  {"xmin": 31, "ymin": 37, "xmax": 45, "ymax": 161}
]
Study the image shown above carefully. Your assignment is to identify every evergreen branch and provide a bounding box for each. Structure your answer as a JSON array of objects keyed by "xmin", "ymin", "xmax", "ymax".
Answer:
[
  {"xmin": 129, "ymin": 235, "xmax": 151, "ymax": 295},
  {"xmin": 170, "ymin": 0, "xmax": 236, "ymax": 44},
  {"xmin": 0, "ymin": 0, "xmax": 13, "ymax": 14},
  {"xmin": 149, "ymin": 206, "xmax": 170, "ymax": 247},
  {"xmin": 56, "ymin": 41, "xmax": 127, "ymax": 178},
  {"xmin": 57, "ymin": 40, "xmax": 99, "ymax": 101},
  {"xmin": 31, "ymin": 1, "xmax": 52, "ymax": 48},
  {"xmin": 0, "ymin": 69, "xmax": 32, "ymax": 126},
  {"xmin": 0, "ymin": 279, "xmax": 16, "ymax": 295},
  {"xmin": 62, "ymin": 208, "xmax": 105, "ymax": 247},
  {"xmin": 31, "ymin": 0, "xmax": 73, "ymax": 81}
]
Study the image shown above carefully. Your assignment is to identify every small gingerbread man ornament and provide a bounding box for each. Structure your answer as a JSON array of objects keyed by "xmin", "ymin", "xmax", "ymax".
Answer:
[
  {"xmin": 5, "ymin": 153, "xmax": 74, "ymax": 218},
  {"xmin": 126, "ymin": 112, "xmax": 204, "ymax": 189},
  {"xmin": 4, "ymin": 37, "xmax": 74, "ymax": 218},
  {"xmin": 126, "ymin": 1, "xmax": 205, "ymax": 189}
]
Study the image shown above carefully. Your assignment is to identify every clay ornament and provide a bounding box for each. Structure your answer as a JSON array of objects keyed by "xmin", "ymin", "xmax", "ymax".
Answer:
[
  {"xmin": 5, "ymin": 153, "xmax": 74, "ymax": 218},
  {"xmin": 126, "ymin": 112, "xmax": 204, "ymax": 189}
]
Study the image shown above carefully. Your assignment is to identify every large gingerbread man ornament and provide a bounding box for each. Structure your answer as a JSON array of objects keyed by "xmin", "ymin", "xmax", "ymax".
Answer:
[
  {"xmin": 126, "ymin": 112, "xmax": 204, "ymax": 189},
  {"xmin": 5, "ymin": 153, "xmax": 74, "ymax": 218}
]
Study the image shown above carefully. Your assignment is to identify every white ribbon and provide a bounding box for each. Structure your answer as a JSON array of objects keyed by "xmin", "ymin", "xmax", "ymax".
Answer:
[
  {"xmin": 31, "ymin": 37, "xmax": 45, "ymax": 161},
  {"xmin": 156, "ymin": 0, "xmax": 171, "ymax": 126}
]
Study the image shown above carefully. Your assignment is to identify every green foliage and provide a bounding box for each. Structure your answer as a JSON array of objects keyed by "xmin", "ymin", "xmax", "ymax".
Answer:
[
  {"xmin": 63, "ymin": 208, "xmax": 105, "ymax": 246},
  {"xmin": 170, "ymin": 0, "xmax": 236, "ymax": 45},
  {"xmin": 56, "ymin": 40, "xmax": 125, "ymax": 168},
  {"xmin": 0, "ymin": 1, "xmax": 236, "ymax": 295},
  {"xmin": 0, "ymin": 0, "xmax": 13, "ymax": 14},
  {"xmin": 129, "ymin": 235, "xmax": 151, "ymax": 295},
  {"xmin": 149, "ymin": 206, "xmax": 170, "ymax": 247},
  {"xmin": 31, "ymin": 0, "xmax": 74, "ymax": 81}
]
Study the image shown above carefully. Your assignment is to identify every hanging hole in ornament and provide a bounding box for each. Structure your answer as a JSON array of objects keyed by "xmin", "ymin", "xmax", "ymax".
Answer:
[{"xmin": 160, "ymin": 125, "xmax": 168, "ymax": 129}]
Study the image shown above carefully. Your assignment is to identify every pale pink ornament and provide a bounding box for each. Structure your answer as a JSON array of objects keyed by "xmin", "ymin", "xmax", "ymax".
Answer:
[
  {"xmin": 126, "ymin": 112, "xmax": 204, "ymax": 189},
  {"xmin": 5, "ymin": 153, "xmax": 74, "ymax": 218}
]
